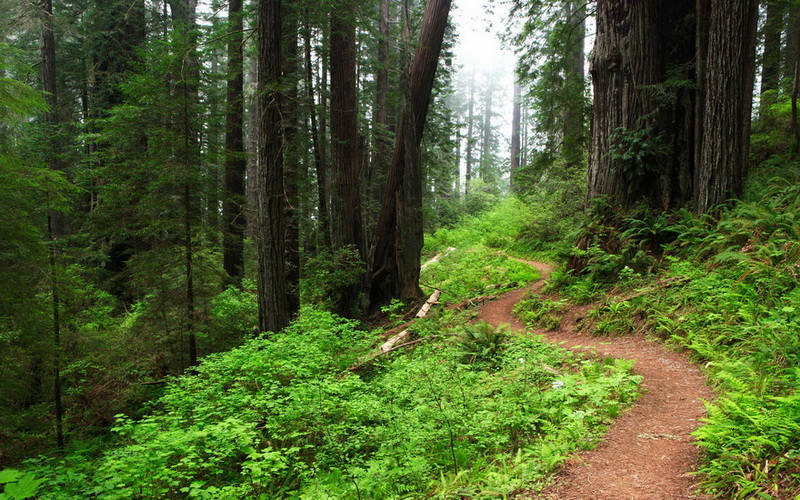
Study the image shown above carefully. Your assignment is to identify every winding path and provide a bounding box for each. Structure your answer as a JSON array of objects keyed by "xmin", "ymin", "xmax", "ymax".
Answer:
[{"xmin": 477, "ymin": 261, "xmax": 713, "ymax": 499}]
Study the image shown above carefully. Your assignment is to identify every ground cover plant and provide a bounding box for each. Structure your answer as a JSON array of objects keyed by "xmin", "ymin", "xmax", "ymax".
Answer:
[
  {"xmin": 550, "ymin": 157, "xmax": 800, "ymax": 498},
  {"xmin": 0, "ymin": 199, "xmax": 642, "ymax": 499}
]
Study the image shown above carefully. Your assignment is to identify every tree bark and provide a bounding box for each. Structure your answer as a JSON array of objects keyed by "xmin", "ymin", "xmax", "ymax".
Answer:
[
  {"xmin": 694, "ymin": 0, "xmax": 758, "ymax": 213},
  {"xmin": 759, "ymin": 0, "xmax": 785, "ymax": 122},
  {"xmin": 480, "ymin": 82, "xmax": 494, "ymax": 181},
  {"xmin": 366, "ymin": 0, "xmax": 452, "ymax": 309},
  {"xmin": 464, "ymin": 71, "xmax": 475, "ymax": 194},
  {"xmin": 283, "ymin": 0, "xmax": 300, "ymax": 317},
  {"xmin": 40, "ymin": 0, "xmax": 64, "ymax": 450},
  {"xmin": 510, "ymin": 82, "xmax": 521, "ymax": 188},
  {"xmin": 784, "ymin": 3, "xmax": 800, "ymax": 94},
  {"xmin": 223, "ymin": 0, "xmax": 246, "ymax": 283},
  {"xmin": 586, "ymin": 0, "xmax": 662, "ymax": 208},
  {"xmin": 369, "ymin": 0, "xmax": 392, "ymax": 235},
  {"xmin": 246, "ymin": 51, "xmax": 259, "ymax": 239},
  {"xmin": 329, "ymin": 0, "xmax": 366, "ymax": 315},
  {"xmin": 561, "ymin": 0, "xmax": 586, "ymax": 168},
  {"xmin": 256, "ymin": 0, "xmax": 289, "ymax": 333},
  {"xmin": 304, "ymin": 23, "xmax": 330, "ymax": 248},
  {"xmin": 586, "ymin": 0, "xmax": 697, "ymax": 211}
]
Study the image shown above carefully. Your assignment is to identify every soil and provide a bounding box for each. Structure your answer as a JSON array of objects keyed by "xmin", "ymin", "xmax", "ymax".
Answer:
[{"xmin": 477, "ymin": 260, "xmax": 714, "ymax": 499}]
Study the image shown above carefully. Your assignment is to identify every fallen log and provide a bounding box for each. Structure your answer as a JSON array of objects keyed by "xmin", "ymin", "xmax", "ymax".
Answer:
[
  {"xmin": 349, "ymin": 288, "xmax": 443, "ymax": 372},
  {"xmin": 421, "ymin": 247, "xmax": 456, "ymax": 271},
  {"xmin": 380, "ymin": 289, "xmax": 441, "ymax": 353}
]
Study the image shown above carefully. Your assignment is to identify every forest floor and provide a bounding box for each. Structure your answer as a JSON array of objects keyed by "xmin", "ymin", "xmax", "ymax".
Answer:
[{"xmin": 477, "ymin": 260, "xmax": 714, "ymax": 499}]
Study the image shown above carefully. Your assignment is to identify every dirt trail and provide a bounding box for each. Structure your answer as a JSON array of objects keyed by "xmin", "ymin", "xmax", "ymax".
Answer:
[{"xmin": 478, "ymin": 261, "xmax": 713, "ymax": 499}]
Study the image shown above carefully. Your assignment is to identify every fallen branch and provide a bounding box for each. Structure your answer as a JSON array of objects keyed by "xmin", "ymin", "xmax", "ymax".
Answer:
[
  {"xmin": 381, "ymin": 335, "xmax": 441, "ymax": 354},
  {"xmin": 349, "ymin": 288, "xmax": 443, "ymax": 372},
  {"xmin": 421, "ymin": 247, "xmax": 456, "ymax": 271},
  {"xmin": 446, "ymin": 294, "xmax": 497, "ymax": 311},
  {"xmin": 380, "ymin": 289, "xmax": 441, "ymax": 353}
]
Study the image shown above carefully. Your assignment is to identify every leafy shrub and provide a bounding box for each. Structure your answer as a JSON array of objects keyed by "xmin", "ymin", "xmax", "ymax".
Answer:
[
  {"xmin": 301, "ymin": 246, "xmax": 364, "ymax": 312},
  {"xmin": 15, "ymin": 309, "xmax": 642, "ymax": 499},
  {"xmin": 513, "ymin": 294, "xmax": 568, "ymax": 331},
  {"xmin": 421, "ymin": 248, "xmax": 538, "ymax": 304},
  {"xmin": 454, "ymin": 321, "xmax": 509, "ymax": 366}
]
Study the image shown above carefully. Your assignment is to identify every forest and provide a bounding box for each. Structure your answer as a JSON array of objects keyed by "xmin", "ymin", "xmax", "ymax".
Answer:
[{"xmin": 1, "ymin": 0, "xmax": 800, "ymax": 497}]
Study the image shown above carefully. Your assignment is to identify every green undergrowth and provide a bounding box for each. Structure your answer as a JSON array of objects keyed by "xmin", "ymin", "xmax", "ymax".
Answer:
[
  {"xmin": 1, "ymin": 197, "xmax": 644, "ymax": 499},
  {"xmin": 421, "ymin": 248, "xmax": 538, "ymax": 305},
  {"xmin": 423, "ymin": 196, "xmax": 568, "ymax": 262},
  {"xmin": 513, "ymin": 295, "xmax": 569, "ymax": 331},
  {"xmin": 554, "ymin": 156, "xmax": 800, "ymax": 498},
  {"xmin": 3, "ymin": 307, "xmax": 642, "ymax": 499}
]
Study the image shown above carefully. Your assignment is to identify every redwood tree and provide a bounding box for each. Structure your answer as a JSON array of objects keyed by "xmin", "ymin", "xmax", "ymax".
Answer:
[
  {"xmin": 586, "ymin": 0, "xmax": 756, "ymax": 214},
  {"xmin": 223, "ymin": 0, "xmax": 246, "ymax": 282},
  {"xmin": 366, "ymin": 0, "xmax": 452, "ymax": 308},
  {"xmin": 694, "ymin": 0, "xmax": 759, "ymax": 213},
  {"xmin": 329, "ymin": 0, "xmax": 365, "ymax": 314},
  {"xmin": 40, "ymin": 0, "xmax": 64, "ymax": 450},
  {"xmin": 256, "ymin": 0, "xmax": 289, "ymax": 333}
]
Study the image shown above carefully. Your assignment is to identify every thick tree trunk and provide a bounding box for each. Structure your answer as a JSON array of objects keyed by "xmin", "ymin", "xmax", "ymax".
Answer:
[
  {"xmin": 329, "ymin": 0, "xmax": 366, "ymax": 315},
  {"xmin": 510, "ymin": 83, "xmax": 521, "ymax": 188},
  {"xmin": 694, "ymin": 0, "xmax": 758, "ymax": 213},
  {"xmin": 257, "ymin": 0, "xmax": 289, "ymax": 333},
  {"xmin": 283, "ymin": 0, "xmax": 300, "ymax": 318},
  {"xmin": 369, "ymin": 0, "xmax": 392, "ymax": 235},
  {"xmin": 657, "ymin": 0, "xmax": 696, "ymax": 209},
  {"xmin": 587, "ymin": 0, "xmax": 696, "ymax": 210},
  {"xmin": 366, "ymin": 0, "xmax": 452, "ymax": 309},
  {"xmin": 586, "ymin": 0, "xmax": 662, "ymax": 208},
  {"xmin": 40, "ymin": 0, "xmax": 64, "ymax": 450},
  {"xmin": 223, "ymin": 0, "xmax": 246, "ymax": 282}
]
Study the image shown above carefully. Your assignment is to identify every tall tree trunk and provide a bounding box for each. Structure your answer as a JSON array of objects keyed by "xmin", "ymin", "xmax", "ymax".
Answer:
[
  {"xmin": 586, "ymin": 0, "xmax": 662, "ymax": 208},
  {"xmin": 283, "ymin": 0, "xmax": 301, "ymax": 318},
  {"xmin": 246, "ymin": 51, "xmax": 259, "ymax": 239},
  {"xmin": 480, "ymin": 83, "xmax": 493, "ymax": 181},
  {"xmin": 257, "ymin": 0, "xmax": 289, "ymax": 333},
  {"xmin": 168, "ymin": 0, "xmax": 201, "ymax": 366},
  {"xmin": 655, "ymin": 0, "xmax": 696, "ymax": 209},
  {"xmin": 368, "ymin": 0, "xmax": 392, "ymax": 235},
  {"xmin": 40, "ymin": 0, "xmax": 64, "ymax": 450},
  {"xmin": 304, "ymin": 23, "xmax": 330, "ymax": 248},
  {"xmin": 759, "ymin": 0, "xmax": 785, "ymax": 122},
  {"xmin": 464, "ymin": 71, "xmax": 475, "ymax": 194},
  {"xmin": 329, "ymin": 0, "xmax": 366, "ymax": 314},
  {"xmin": 223, "ymin": 0, "xmax": 246, "ymax": 282},
  {"xmin": 694, "ymin": 0, "xmax": 758, "ymax": 213},
  {"xmin": 366, "ymin": 0, "xmax": 452, "ymax": 309},
  {"xmin": 206, "ymin": 55, "xmax": 222, "ymax": 244},
  {"xmin": 784, "ymin": 3, "xmax": 800, "ymax": 94},
  {"xmin": 561, "ymin": 0, "xmax": 586, "ymax": 167},
  {"xmin": 792, "ymin": 21, "xmax": 800, "ymax": 151},
  {"xmin": 510, "ymin": 82, "xmax": 521, "ymax": 189},
  {"xmin": 395, "ymin": 0, "xmax": 422, "ymax": 302}
]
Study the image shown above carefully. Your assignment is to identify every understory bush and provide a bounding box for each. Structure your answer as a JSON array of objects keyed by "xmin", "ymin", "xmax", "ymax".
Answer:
[{"xmin": 5, "ymin": 307, "xmax": 641, "ymax": 499}]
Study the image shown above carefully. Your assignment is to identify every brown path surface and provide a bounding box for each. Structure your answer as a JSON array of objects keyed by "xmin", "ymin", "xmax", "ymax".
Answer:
[{"xmin": 478, "ymin": 261, "xmax": 714, "ymax": 499}]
